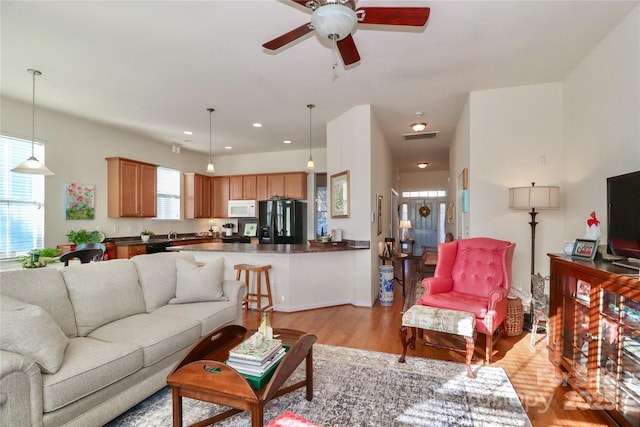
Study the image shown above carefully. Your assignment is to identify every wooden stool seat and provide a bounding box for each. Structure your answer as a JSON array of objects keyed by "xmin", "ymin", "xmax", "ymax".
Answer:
[{"xmin": 234, "ymin": 264, "xmax": 273, "ymax": 310}]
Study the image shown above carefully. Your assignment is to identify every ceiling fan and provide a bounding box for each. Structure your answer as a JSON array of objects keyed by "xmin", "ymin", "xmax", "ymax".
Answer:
[{"xmin": 263, "ymin": 0, "xmax": 430, "ymax": 66}]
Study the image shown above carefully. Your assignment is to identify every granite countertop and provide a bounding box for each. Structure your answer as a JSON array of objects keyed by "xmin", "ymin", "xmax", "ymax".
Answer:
[
  {"xmin": 169, "ymin": 241, "xmax": 369, "ymax": 254},
  {"xmin": 112, "ymin": 235, "xmax": 216, "ymax": 246}
]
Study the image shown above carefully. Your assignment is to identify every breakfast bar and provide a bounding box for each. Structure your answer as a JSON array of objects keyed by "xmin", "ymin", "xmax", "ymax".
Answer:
[{"xmin": 170, "ymin": 242, "xmax": 370, "ymax": 312}]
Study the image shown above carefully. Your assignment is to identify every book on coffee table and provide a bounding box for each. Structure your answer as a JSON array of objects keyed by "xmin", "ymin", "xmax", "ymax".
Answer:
[
  {"xmin": 228, "ymin": 336, "xmax": 283, "ymax": 363},
  {"xmin": 228, "ymin": 348, "xmax": 286, "ymax": 376}
]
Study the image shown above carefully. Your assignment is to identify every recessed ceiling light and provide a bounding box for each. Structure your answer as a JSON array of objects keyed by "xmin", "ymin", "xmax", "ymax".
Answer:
[
  {"xmin": 252, "ymin": 123, "xmax": 262, "ymax": 128},
  {"xmin": 417, "ymin": 162, "xmax": 429, "ymax": 169},
  {"xmin": 283, "ymin": 140, "xmax": 292, "ymax": 144},
  {"xmin": 224, "ymin": 146, "xmax": 232, "ymax": 150},
  {"xmin": 183, "ymin": 130, "xmax": 193, "ymax": 135}
]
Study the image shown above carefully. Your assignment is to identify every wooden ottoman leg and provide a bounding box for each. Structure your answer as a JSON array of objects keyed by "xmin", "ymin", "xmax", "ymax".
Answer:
[
  {"xmin": 399, "ymin": 325, "xmax": 409, "ymax": 363},
  {"xmin": 465, "ymin": 334, "xmax": 476, "ymax": 378}
]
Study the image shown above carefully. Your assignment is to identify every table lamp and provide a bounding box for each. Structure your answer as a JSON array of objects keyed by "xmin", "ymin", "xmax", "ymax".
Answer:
[{"xmin": 399, "ymin": 220, "xmax": 412, "ymax": 240}]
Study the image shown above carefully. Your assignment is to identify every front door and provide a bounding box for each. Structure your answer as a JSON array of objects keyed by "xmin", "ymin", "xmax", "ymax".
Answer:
[{"xmin": 411, "ymin": 199, "xmax": 438, "ymax": 254}]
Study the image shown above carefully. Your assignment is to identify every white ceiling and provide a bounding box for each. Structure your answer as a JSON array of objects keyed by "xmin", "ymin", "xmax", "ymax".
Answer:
[{"xmin": 2, "ymin": 1, "xmax": 636, "ymax": 172}]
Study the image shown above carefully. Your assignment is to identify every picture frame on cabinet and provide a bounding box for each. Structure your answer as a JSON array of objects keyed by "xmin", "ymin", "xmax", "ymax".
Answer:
[
  {"xmin": 330, "ymin": 170, "xmax": 350, "ymax": 218},
  {"xmin": 572, "ymin": 238, "xmax": 599, "ymax": 260}
]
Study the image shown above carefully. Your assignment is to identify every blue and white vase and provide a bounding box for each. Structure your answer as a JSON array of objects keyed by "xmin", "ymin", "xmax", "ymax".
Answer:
[{"xmin": 379, "ymin": 265, "xmax": 394, "ymax": 306}]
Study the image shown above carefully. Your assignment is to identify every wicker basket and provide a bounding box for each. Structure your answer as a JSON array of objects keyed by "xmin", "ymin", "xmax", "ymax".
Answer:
[{"xmin": 506, "ymin": 297, "xmax": 524, "ymax": 336}]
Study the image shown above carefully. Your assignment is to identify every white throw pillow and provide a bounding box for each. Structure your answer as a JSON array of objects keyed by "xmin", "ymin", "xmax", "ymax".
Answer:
[
  {"xmin": 170, "ymin": 257, "xmax": 227, "ymax": 304},
  {"xmin": 0, "ymin": 295, "xmax": 69, "ymax": 373}
]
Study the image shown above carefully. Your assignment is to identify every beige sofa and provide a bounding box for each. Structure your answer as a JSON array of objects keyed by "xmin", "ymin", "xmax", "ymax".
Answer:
[{"xmin": 0, "ymin": 252, "xmax": 245, "ymax": 427}]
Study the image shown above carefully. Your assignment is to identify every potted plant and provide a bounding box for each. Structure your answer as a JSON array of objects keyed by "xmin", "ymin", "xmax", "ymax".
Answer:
[
  {"xmin": 222, "ymin": 223, "xmax": 234, "ymax": 236},
  {"xmin": 66, "ymin": 229, "xmax": 101, "ymax": 246},
  {"xmin": 140, "ymin": 229, "xmax": 154, "ymax": 242}
]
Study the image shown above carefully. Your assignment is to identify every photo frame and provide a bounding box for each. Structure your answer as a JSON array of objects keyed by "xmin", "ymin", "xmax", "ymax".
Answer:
[
  {"xmin": 376, "ymin": 194, "xmax": 383, "ymax": 235},
  {"xmin": 462, "ymin": 168, "xmax": 469, "ymax": 190},
  {"xmin": 331, "ymin": 170, "xmax": 350, "ymax": 218},
  {"xmin": 462, "ymin": 189, "xmax": 469, "ymax": 213},
  {"xmin": 572, "ymin": 238, "xmax": 599, "ymax": 260}
]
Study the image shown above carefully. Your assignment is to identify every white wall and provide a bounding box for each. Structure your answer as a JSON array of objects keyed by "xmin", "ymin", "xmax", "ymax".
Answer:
[
  {"xmin": 563, "ymin": 4, "xmax": 640, "ymax": 241},
  {"xmin": 399, "ymin": 170, "xmax": 449, "ymax": 191},
  {"xmin": 468, "ymin": 83, "xmax": 565, "ymax": 290},
  {"xmin": 449, "ymin": 97, "xmax": 470, "ymax": 239}
]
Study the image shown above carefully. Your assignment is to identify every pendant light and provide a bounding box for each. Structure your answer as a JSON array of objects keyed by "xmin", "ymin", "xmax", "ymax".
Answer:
[
  {"xmin": 206, "ymin": 108, "xmax": 215, "ymax": 173},
  {"xmin": 11, "ymin": 69, "xmax": 54, "ymax": 175},
  {"xmin": 306, "ymin": 104, "xmax": 315, "ymax": 171}
]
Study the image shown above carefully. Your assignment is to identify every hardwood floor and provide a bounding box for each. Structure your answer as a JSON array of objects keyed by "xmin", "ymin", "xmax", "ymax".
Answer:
[{"xmin": 242, "ymin": 285, "xmax": 616, "ymax": 427}]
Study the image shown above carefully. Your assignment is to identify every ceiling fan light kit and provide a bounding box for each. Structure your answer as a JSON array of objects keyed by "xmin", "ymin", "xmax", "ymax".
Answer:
[{"xmin": 311, "ymin": 4, "xmax": 357, "ymax": 41}]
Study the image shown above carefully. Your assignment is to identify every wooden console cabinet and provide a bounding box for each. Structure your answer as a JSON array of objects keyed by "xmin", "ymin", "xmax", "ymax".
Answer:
[
  {"xmin": 106, "ymin": 157, "xmax": 157, "ymax": 218},
  {"xmin": 548, "ymin": 254, "xmax": 640, "ymax": 426}
]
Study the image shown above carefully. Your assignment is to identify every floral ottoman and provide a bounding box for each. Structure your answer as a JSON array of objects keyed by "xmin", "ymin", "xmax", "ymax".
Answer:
[{"xmin": 398, "ymin": 305, "xmax": 477, "ymax": 378}]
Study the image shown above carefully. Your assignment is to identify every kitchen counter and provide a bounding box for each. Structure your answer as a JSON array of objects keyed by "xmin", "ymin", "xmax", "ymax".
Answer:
[
  {"xmin": 169, "ymin": 240, "xmax": 371, "ymax": 313},
  {"xmin": 168, "ymin": 241, "xmax": 368, "ymax": 253},
  {"xmin": 112, "ymin": 236, "xmax": 217, "ymax": 246}
]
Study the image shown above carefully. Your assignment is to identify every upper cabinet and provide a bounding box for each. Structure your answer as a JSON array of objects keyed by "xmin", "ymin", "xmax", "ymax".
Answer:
[
  {"xmin": 211, "ymin": 176, "xmax": 230, "ymax": 218},
  {"xmin": 229, "ymin": 175, "xmax": 257, "ymax": 200},
  {"xmin": 184, "ymin": 173, "xmax": 211, "ymax": 219},
  {"xmin": 106, "ymin": 157, "xmax": 157, "ymax": 218},
  {"xmin": 229, "ymin": 172, "xmax": 306, "ymax": 201}
]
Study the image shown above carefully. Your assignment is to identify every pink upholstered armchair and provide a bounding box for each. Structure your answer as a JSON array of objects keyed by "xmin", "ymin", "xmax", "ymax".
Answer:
[{"xmin": 417, "ymin": 237, "xmax": 515, "ymax": 362}]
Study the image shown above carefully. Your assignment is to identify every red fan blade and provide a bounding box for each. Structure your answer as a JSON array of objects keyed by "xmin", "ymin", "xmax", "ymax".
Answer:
[
  {"xmin": 337, "ymin": 34, "xmax": 361, "ymax": 66},
  {"xmin": 356, "ymin": 7, "xmax": 430, "ymax": 26},
  {"xmin": 263, "ymin": 23, "xmax": 314, "ymax": 50},
  {"xmin": 291, "ymin": 0, "xmax": 313, "ymax": 8}
]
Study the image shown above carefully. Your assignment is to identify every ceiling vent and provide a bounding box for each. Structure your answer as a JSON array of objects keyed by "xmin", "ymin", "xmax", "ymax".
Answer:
[{"xmin": 402, "ymin": 131, "xmax": 440, "ymax": 141}]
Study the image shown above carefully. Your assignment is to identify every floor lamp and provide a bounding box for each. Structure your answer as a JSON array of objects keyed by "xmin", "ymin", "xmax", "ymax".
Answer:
[{"xmin": 509, "ymin": 182, "xmax": 560, "ymax": 328}]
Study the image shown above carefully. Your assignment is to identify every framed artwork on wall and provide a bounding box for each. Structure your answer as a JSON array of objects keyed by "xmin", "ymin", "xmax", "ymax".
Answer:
[
  {"xmin": 462, "ymin": 168, "xmax": 469, "ymax": 189},
  {"xmin": 331, "ymin": 170, "xmax": 350, "ymax": 218},
  {"xmin": 65, "ymin": 182, "xmax": 95, "ymax": 220}
]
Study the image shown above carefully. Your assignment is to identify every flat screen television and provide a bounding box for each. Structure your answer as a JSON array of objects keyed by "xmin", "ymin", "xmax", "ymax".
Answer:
[{"xmin": 607, "ymin": 170, "xmax": 640, "ymax": 270}]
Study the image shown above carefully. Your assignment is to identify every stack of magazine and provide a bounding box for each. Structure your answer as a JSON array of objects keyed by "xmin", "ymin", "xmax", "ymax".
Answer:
[{"xmin": 227, "ymin": 335, "xmax": 285, "ymax": 377}]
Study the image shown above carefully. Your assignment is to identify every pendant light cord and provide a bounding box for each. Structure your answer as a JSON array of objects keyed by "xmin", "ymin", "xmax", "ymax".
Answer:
[{"xmin": 28, "ymin": 69, "xmax": 41, "ymax": 158}]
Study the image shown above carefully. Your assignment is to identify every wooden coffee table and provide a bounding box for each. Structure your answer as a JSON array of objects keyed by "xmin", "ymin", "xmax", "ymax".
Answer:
[{"xmin": 167, "ymin": 324, "xmax": 317, "ymax": 427}]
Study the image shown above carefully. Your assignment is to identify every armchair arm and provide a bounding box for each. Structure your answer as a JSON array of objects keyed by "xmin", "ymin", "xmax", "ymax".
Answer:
[
  {"xmin": 422, "ymin": 277, "xmax": 453, "ymax": 295},
  {"xmin": 488, "ymin": 287, "xmax": 509, "ymax": 310}
]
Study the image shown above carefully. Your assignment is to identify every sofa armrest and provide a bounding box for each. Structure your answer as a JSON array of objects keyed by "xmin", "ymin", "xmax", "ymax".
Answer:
[
  {"xmin": 422, "ymin": 277, "xmax": 453, "ymax": 295},
  {"xmin": 0, "ymin": 350, "xmax": 43, "ymax": 427},
  {"xmin": 222, "ymin": 279, "xmax": 246, "ymax": 305}
]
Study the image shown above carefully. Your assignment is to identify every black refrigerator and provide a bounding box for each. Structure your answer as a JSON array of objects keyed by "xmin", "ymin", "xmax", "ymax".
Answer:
[{"xmin": 258, "ymin": 199, "xmax": 306, "ymax": 244}]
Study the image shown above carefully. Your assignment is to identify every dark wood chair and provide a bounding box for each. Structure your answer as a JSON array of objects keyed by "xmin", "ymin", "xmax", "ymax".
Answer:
[
  {"xmin": 76, "ymin": 243, "xmax": 106, "ymax": 260},
  {"xmin": 60, "ymin": 248, "xmax": 104, "ymax": 266}
]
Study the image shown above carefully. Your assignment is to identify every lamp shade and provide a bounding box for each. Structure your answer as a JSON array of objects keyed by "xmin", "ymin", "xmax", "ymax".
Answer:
[
  {"xmin": 509, "ymin": 185, "xmax": 560, "ymax": 209},
  {"xmin": 399, "ymin": 220, "xmax": 412, "ymax": 229}
]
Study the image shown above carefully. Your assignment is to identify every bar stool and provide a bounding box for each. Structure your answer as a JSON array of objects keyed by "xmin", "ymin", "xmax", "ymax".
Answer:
[{"xmin": 234, "ymin": 264, "xmax": 273, "ymax": 310}]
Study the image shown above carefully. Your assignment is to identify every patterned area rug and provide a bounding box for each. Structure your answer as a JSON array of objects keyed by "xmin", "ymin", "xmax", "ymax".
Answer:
[{"xmin": 106, "ymin": 344, "xmax": 531, "ymax": 427}]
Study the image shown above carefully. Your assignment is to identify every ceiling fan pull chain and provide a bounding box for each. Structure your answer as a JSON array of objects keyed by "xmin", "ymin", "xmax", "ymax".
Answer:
[{"xmin": 332, "ymin": 37, "xmax": 339, "ymax": 70}]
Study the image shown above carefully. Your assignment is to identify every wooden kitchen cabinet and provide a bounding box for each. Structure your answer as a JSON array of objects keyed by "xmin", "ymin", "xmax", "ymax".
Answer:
[
  {"xmin": 106, "ymin": 157, "xmax": 157, "ymax": 218},
  {"xmin": 548, "ymin": 254, "xmax": 640, "ymax": 426},
  {"xmin": 184, "ymin": 173, "xmax": 211, "ymax": 218},
  {"xmin": 267, "ymin": 174, "xmax": 285, "ymax": 199},
  {"xmin": 211, "ymin": 176, "xmax": 230, "ymax": 218},
  {"xmin": 228, "ymin": 175, "xmax": 257, "ymax": 200},
  {"xmin": 116, "ymin": 244, "xmax": 146, "ymax": 259},
  {"xmin": 256, "ymin": 175, "xmax": 268, "ymax": 201},
  {"xmin": 284, "ymin": 172, "xmax": 307, "ymax": 200}
]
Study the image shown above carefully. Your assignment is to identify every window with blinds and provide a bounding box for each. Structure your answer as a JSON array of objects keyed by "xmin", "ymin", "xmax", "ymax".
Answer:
[
  {"xmin": 156, "ymin": 167, "xmax": 180, "ymax": 220},
  {"xmin": 0, "ymin": 135, "xmax": 46, "ymax": 259}
]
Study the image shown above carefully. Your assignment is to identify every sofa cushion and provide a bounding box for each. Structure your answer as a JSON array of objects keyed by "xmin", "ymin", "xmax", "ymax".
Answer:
[
  {"xmin": 88, "ymin": 313, "xmax": 200, "ymax": 367},
  {"xmin": 170, "ymin": 257, "xmax": 227, "ymax": 304},
  {"xmin": 0, "ymin": 296, "xmax": 70, "ymax": 374},
  {"xmin": 153, "ymin": 300, "xmax": 239, "ymax": 336},
  {"xmin": 0, "ymin": 268, "xmax": 77, "ymax": 337},
  {"xmin": 132, "ymin": 252, "xmax": 196, "ymax": 312},
  {"xmin": 62, "ymin": 259, "xmax": 146, "ymax": 336},
  {"xmin": 41, "ymin": 337, "xmax": 143, "ymax": 413}
]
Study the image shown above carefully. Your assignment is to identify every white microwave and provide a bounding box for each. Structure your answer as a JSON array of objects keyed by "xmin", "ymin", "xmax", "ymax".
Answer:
[{"xmin": 227, "ymin": 200, "xmax": 256, "ymax": 218}]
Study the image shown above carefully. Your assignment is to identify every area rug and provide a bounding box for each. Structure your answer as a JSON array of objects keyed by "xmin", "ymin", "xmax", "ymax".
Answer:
[{"xmin": 105, "ymin": 344, "xmax": 531, "ymax": 427}]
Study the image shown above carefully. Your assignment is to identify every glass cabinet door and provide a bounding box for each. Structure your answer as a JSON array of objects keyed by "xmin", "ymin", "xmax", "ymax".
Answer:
[
  {"xmin": 562, "ymin": 277, "xmax": 591, "ymax": 382},
  {"xmin": 598, "ymin": 288, "xmax": 640, "ymax": 426}
]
